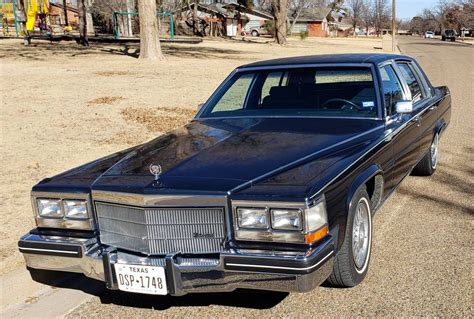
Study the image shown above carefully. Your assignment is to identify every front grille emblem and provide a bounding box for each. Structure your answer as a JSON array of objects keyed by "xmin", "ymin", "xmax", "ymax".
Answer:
[{"xmin": 149, "ymin": 164, "xmax": 162, "ymax": 181}]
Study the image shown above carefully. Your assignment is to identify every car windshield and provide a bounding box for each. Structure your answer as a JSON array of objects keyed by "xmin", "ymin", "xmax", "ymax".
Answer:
[{"xmin": 201, "ymin": 67, "xmax": 378, "ymax": 118}]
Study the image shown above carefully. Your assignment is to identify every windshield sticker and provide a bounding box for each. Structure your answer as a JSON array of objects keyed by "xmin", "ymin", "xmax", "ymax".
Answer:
[{"xmin": 363, "ymin": 101, "xmax": 375, "ymax": 108}]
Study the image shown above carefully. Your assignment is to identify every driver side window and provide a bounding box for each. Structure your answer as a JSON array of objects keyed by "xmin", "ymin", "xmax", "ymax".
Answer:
[{"xmin": 380, "ymin": 65, "xmax": 404, "ymax": 117}]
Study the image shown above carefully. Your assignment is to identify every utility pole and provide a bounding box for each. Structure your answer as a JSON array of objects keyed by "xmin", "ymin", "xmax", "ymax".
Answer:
[{"xmin": 392, "ymin": 0, "xmax": 396, "ymax": 52}]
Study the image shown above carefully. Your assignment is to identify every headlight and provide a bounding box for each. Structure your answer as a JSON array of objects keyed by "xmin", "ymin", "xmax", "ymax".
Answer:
[
  {"xmin": 234, "ymin": 196, "xmax": 328, "ymax": 244},
  {"xmin": 271, "ymin": 209, "xmax": 302, "ymax": 230},
  {"xmin": 37, "ymin": 198, "xmax": 62, "ymax": 218},
  {"xmin": 237, "ymin": 208, "xmax": 269, "ymax": 229},
  {"xmin": 64, "ymin": 200, "xmax": 88, "ymax": 219},
  {"xmin": 32, "ymin": 192, "xmax": 94, "ymax": 230}
]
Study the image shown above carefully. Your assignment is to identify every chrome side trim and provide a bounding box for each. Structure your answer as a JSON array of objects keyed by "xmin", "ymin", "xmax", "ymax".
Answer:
[
  {"xmin": 226, "ymin": 251, "xmax": 333, "ymax": 271},
  {"xmin": 91, "ymin": 190, "xmax": 227, "ymax": 207}
]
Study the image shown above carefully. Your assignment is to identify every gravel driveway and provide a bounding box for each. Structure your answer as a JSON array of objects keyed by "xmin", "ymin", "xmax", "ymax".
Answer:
[{"xmin": 64, "ymin": 37, "xmax": 473, "ymax": 318}]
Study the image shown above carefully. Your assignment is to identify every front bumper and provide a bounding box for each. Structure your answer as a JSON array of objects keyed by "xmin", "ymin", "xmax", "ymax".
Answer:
[{"xmin": 19, "ymin": 231, "xmax": 334, "ymax": 296}]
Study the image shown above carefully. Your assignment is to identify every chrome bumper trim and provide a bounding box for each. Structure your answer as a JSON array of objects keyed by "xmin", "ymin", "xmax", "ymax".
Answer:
[
  {"xmin": 225, "ymin": 251, "xmax": 333, "ymax": 272},
  {"xmin": 19, "ymin": 247, "xmax": 80, "ymax": 255},
  {"xmin": 19, "ymin": 231, "xmax": 335, "ymax": 295}
]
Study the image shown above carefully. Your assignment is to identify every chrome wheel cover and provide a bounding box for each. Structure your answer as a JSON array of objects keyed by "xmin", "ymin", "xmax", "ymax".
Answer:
[
  {"xmin": 431, "ymin": 134, "xmax": 439, "ymax": 169},
  {"xmin": 352, "ymin": 197, "xmax": 371, "ymax": 273}
]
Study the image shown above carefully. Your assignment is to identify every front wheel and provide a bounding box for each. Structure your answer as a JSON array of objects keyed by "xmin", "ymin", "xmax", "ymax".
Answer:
[
  {"xmin": 326, "ymin": 186, "xmax": 372, "ymax": 287},
  {"xmin": 251, "ymin": 30, "xmax": 259, "ymax": 37}
]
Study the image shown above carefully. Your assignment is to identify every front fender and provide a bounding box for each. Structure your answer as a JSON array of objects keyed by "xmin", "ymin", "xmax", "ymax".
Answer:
[{"xmin": 346, "ymin": 164, "xmax": 383, "ymax": 217}]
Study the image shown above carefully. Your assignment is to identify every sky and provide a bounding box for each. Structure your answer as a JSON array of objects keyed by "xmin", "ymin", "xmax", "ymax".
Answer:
[{"xmin": 396, "ymin": 0, "xmax": 438, "ymax": 20}]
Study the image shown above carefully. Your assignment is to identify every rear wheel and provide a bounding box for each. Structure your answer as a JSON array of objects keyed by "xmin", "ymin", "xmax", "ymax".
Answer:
[
  {"xmin": 412, "ymin": 133, "xmax": 439, "ymax": 176},
  {"xmin": 251, "ymin": 30, "xmax": 259, "ymax": 37},
  {"xmin": 326, "ymin": 186, "xmax": 372, "ymax": 287}
]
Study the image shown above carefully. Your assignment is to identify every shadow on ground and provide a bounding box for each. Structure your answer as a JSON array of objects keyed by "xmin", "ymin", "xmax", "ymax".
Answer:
[
  {"xmin": 29, "ymin": 268, "xmax": 288, "ymax": 311},
  {"xmin": 0, "ymin": 40, "xmax": 251, "ymax": 61}
]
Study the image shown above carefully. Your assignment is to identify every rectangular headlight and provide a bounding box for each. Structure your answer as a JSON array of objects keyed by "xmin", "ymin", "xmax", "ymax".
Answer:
[
  {"xmin": 32, "ymin": 192, "xmax": 94, "ymax": 230},
  {"xmin": 64, "ymin": 199, "xmax": 88, "ymax": 219},
  {"xmin": 271, "ymin": 209, "xmax": 302, "ymax": 230},
  {"xmin": 37, "ymin": 198, "xmax": 63, "ymax": 218},
  {"xmin": 237, "ymin": 207, "xmax": 269, "ymax": 229}
]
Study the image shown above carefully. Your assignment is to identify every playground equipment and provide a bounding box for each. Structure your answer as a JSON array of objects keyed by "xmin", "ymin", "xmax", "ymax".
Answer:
[
  {"xmin": 25, "ymin": 0, "xmax": 49, "ymax": 31},
  {"xmin": 113, "ymin": 11, "xmax": 174, "ymax": 40},
  {"xmin": 0, "ymin": 0, "xmax": 20, "ymax": 36}
]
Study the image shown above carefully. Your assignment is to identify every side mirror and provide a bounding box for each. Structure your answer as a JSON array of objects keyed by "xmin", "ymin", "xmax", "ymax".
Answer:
[
  {"xmin": 395, "ymin": 101, "xmax": 413, "ymax": 114},
  {"xmin": 197, "ymin": 103, "xmax": 204, "ymax": 111}
]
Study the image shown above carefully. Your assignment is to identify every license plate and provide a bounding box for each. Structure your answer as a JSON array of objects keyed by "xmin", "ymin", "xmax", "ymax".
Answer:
[{"xmin": 114, "ymin": 264, "xmax": 167, "ymax": 295}]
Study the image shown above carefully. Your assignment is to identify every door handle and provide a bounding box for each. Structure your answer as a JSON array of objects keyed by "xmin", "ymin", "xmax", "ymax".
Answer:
[{"xmin": 429, "ymin": 104, "xmax": 439, "ymax": 111}]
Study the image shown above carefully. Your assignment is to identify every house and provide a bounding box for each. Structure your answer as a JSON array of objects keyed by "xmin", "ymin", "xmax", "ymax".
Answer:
[
  {"xmin": 177, "ymin": 2, "xmax": 272, "ymax": 37},
  {"xmin": 289, "ymin": 7, "xmax": 331, "ymax": 37},
  {"xmin": 49, "ymin": 2, "xmax": 79, "ymax": 27}
]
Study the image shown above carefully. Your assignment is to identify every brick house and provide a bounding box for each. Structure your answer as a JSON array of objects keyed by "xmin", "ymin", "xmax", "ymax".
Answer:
[{"xmin": 289, "ymin": 7, "xmax": 332, "ymax": 37}]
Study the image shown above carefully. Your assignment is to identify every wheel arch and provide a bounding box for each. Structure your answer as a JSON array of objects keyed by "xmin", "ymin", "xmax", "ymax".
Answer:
[{"xmin": 346, "ymin": 164, "xmax": 384, "ymax": 216}]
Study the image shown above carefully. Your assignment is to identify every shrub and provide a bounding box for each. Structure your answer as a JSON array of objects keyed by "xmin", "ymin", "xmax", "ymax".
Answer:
[{"xmin": 299, "ymin": 30, "xmax": 308, "ymax": 40}]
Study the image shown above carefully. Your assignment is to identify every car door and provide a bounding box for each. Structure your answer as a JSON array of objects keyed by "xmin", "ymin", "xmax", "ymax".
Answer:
[
  {"xmin": 379, "ymin": 63, "xmax": 420, "ymax": 190},
  {"xmin": 395, "ymin": 61, "xmax": 438, "ymax": 163}
]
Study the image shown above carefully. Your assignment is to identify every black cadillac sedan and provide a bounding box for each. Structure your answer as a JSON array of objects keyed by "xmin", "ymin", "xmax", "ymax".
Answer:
[{"xmin": 19, "ymin": 54, "xmax": 451, "ymax": 296}]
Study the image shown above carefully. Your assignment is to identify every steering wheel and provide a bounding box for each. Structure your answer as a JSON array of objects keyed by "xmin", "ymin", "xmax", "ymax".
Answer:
[{"xmin": 321, "ymin": 98, "xmax": 362, "ymax": 111}]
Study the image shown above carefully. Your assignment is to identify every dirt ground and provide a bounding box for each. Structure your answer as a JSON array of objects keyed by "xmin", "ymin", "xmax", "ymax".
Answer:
[{"xmin": 0, "ymin": 36, "xmax": 384, "ymax": 275}]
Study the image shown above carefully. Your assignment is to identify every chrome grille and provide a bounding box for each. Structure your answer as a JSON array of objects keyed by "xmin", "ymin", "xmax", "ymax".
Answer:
[{"xmin": 95, "ymin": 202, "xmax": 226, "ymax": 255}]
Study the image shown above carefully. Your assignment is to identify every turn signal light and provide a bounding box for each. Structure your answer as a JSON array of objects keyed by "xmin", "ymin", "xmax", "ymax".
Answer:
[{"xmin": 304, "ymin": 225, "xmax": 329, "ymax": 244}]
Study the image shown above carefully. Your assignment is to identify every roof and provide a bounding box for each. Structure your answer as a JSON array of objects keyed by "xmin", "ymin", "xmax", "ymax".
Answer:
[
  {"xmin": 289, "ymin": 7, "xmax": 332, "ymax": 22},
  {"xmin": 239, "ymin": 54, "xmax": 413, "ymax": 69}
]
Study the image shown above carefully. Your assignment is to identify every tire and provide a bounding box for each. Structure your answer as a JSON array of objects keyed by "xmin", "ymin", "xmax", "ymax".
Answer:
[
  {"xmin": 326, "ymin": 186, "xmax": 372, "ymax": 287},
  {"xmin": 412, "ymin": 133, "xmax": 439, "ymax": 176},
  {"xmin": 251, "ymin": 30, "xmax": 259, "ymax": 37}
]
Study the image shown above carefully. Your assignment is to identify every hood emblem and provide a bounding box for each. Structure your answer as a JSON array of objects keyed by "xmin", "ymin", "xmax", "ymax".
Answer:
[{"xmin": 149, "ymin": 164, "xmax": 162, "ymax": 181}]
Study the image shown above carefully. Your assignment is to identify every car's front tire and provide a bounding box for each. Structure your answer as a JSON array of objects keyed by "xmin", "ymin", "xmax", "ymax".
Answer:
[
  {"xmin": 251, "ymin": 30, "xmax": 259, "ymax": 37},
  {"xmin": 326, "ymin": 186, "xmax": 372, "ymax": 287},
  {"xmin": 412, "ymin": 133, "xmax": 439, "ymax": 176}
]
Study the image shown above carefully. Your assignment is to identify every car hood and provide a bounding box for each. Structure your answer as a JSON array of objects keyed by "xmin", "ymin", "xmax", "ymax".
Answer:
[{"xmin": 88, "ymin": 117, "xmax": 383, "ymax": 194}]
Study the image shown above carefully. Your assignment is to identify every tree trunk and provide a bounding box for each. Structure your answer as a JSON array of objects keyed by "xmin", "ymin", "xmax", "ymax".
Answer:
[
  {"xmin": 272, "ymin": 0, "xmax": 288, "ymax": 45},
  {"xmin": 138, "ymin": 0, "xmax": 164, "ymax": 60},
  {"xmin": 77, "ymin": 0, "xmax": 89, "ymax": 46},
  {"xmin": 62, "ymin": 0, "xmax": 69, "ymax": 26}
]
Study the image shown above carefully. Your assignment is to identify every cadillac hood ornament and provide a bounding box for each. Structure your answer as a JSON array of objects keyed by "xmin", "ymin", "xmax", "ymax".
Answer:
[{"xmin": 149, "ymin": 164, "xmax": 162, "ymax": 180}]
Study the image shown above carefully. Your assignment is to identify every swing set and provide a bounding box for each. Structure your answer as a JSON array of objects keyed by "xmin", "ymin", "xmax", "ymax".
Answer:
[{"xmin": 112, "ymin": 11, "xmax": 175, "ymax": 40}]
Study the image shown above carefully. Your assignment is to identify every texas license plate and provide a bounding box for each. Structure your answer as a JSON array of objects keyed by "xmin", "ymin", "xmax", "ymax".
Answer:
[{"xmin": 114, "ymin": 264, "xmax": 167, "ymax": 295}]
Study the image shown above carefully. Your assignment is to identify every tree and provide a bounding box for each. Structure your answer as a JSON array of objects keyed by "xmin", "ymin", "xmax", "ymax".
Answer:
[
  {"xmin": 271, "ymin": 0, "xmax": 289, "ymax": 44},
  {"xmin": 361, "ymin": 0, "xmax": 374, "ymax": 34},
  {"xmin": 77, "ymin": 0, "xmax": 94, "ymax": 46},
  {"xmin": 372, "ymin": 0, "xmax": 390, "ymax": 35},
  {"xmin": 346, "ymin": 0, "xmax": 363, "ymax": 36},
  {"xmin": 138, "ymin": 0, "xmax": 164, "ymax": 60}
]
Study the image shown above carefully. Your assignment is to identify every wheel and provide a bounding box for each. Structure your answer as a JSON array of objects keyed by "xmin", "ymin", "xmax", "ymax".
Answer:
[
  {"xmin": 240, "ymin": 31, "xmax": 246, "ymax": 36},
  {"xmin": 326, "ymin": 186, "xmax": 372, "ymax": 287},
  {"xmin": 451, "ymin": 38, "xmax": 455, "ymax": 42},
  {"xmin": 412, "ymin": 133, "xmax": 439, "ymax": 176},
  {"xmin": 251, "ymin": 30, "xmax": 259, "ymax": 37}
]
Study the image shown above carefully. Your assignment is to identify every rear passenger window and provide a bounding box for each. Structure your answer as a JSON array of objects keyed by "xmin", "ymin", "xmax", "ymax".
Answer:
[
  {"xmin": 397, "ymin": 63, "xmax": 423, "ymax": 103},
  {"xmin": 380, "ymin": 65, "xmax": 404, "ymax": 116}
]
